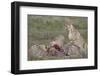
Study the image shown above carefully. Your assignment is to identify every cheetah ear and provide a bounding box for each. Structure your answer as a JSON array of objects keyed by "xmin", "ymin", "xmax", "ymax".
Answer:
[{"xmin": 70, "ymin": 24, "xmax": 74, "ymax": 31}]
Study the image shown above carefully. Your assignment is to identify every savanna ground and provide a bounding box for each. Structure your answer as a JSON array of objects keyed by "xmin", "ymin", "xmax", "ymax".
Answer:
[{"xmin": 28, "ymin": 15, "xmax": 88, "ymax": 61}]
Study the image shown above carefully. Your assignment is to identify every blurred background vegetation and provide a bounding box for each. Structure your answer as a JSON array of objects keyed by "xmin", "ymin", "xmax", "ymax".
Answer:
[{"xmin": 28, "ymin": 15, "xmax": 88, "ymax": 50}]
